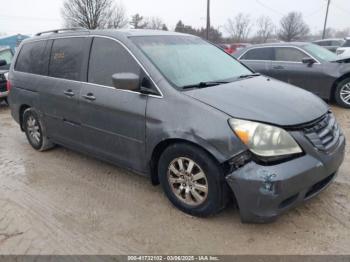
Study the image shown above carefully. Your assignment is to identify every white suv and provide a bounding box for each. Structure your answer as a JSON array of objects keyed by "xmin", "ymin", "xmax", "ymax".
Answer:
[{"xmin": 336, "ymin": 38, "xmax": 350, "ymax": 58}]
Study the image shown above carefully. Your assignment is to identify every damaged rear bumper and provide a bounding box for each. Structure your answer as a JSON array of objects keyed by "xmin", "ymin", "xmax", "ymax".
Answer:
[{"xmin": 226, "ymin": 135, "xmax": 346, "ymax": 224}]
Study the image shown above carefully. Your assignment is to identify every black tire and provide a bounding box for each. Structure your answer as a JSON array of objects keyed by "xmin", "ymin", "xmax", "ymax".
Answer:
[
  {"xmin": 23, "ymin": 108, "xmax": 55, "ymax": 151},
  {"xmin": 3, "ymin": 97, "xmax": 8, "ymax": 105},
  {"xmin": 158, "ymin": 143, "xmax": 229, "ymax": 217},
  {"xmin": 335, "ymin": 78, "xmax": 350, "ymax": 108}
]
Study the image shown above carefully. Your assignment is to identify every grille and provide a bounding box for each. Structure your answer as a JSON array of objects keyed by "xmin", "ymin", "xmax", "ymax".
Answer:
[{"xmin": 304, "ymin": 113, "xmax": 340, "ymax": 152}]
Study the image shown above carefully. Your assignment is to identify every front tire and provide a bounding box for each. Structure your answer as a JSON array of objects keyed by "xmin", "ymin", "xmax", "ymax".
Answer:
[
  {"xmin": 158, "ymin": 143, "xmax": 228, "ymax": 217},
  {"xmin": 335, "ymin": 78, "xmax": 350, "ymax": 108},
  {"xmin": 23, "ymin": 108, "xmax": 55, "ymax": 151}
]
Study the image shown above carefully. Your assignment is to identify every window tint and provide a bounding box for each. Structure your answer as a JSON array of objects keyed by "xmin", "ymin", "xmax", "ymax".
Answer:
[
  {"xmin": 316, "ymin": 41, "xmax": 330, "ymax": 46},
  {"xmin": 274, "ymin": 47, "xmax": 308, "ymax": 62},
  {"xmin": 343, "ymin": 40, "xmax": 350, "ymax": 47},
  {"xmin": 88, "ymin": 37, "xmax": 140, "ymax": 87},
  {"xmin": 241, "ymin": 48, "xmax": 274, "ymax": 61},
  {"xmin": 49, "ymin": 38, "xmax": 90, "ymax": 81},
  {"xmin": 15, "ymin": 41, "xmax": 48, "ymax": 74},
  {"xmin": 0, "ymin": 49, "xmax": 13, "ymax": 64}
]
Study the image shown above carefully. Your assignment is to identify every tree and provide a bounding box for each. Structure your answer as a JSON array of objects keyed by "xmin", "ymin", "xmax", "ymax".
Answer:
[
  {"xmin": 61, "ymin": 0, "xmax": 115, "ymax": 29},
  {"xmin": 225, "ymin": 13, "xmax": 251, "ymax": 42},
  {"xmin": 161, "ymin": 24, "xmax": 168, "ymax": 31},
  {"xmin": 255, "ymin": 16, "xmax": 275, "ymax": 43},
  {"xmin": 130, "ymin": 14, "xmax": 148, "ymax": 29},
  {"xmin": 174, "ymin": 20, "xmax": 222, "ymax": 43},
  {"xmin": 278, "ymin": 12, "xmax": 310, "ymax": 42},
  {"xmin": 107, "ymin": 3, "xmax": 128, "ymax": 29},
  {"xmin": 146, "ymin": 17, "xmax": 165, "ymax": 30},
  {"xmin": 175, "ymin": 20, "xmax": 197, "ymax": 35}
]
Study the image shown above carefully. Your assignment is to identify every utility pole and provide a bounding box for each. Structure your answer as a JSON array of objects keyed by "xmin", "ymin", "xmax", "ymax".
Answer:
[
  {"xmin": 206, "ymin": 0, "xmax": 210, "ymax": 40},
  {"xmin": 322, "ymin": 0, "xmax": 331, "ymax": 39}
]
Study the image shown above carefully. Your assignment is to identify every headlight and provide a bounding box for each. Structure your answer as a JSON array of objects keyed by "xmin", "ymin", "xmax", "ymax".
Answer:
[
  {"xmin": 337, "ymin": 50, "xmax": 345, "ymax": 55},
  {"xmin": 4, "ymin": 72, "xmax": 9, "ymax": 80},
  {"xmin": 228, "ymin": 118, "xmax": 302, "ymax": 157}
]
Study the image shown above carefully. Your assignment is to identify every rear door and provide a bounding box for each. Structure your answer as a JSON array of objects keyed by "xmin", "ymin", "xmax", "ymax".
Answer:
[
  {"xmin": 239, "ymin": 47, "xmax": 273, "ymax": 75},
  {"xmin": 79, "ymin": 37, "xmax": 148, "ymax": 172},
  {"xmin": 42, "ymin": 37, "xmax": 92, "ymax": 147}
]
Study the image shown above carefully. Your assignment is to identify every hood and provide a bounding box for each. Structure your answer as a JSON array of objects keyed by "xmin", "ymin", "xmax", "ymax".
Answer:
[
  {"xmin": 332, "ymin": 57, "xmax": 350, "ymax": 63},
  {"xmin": 184, "ymin": 76, "xmax": 329, "ymax": 127}
]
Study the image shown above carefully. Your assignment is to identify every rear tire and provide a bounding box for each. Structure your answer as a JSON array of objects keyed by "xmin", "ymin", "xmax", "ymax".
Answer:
[
  {"xmin": 158, "ymin": 143, "xmax": 229, "ymax": 217},
  {"xmin": 23, "ymin": 108, "xmax": 55, "ymax": 151},
  {"xmin": 335, "ymin": 78, "xmax": 350, "ymax": 108}
]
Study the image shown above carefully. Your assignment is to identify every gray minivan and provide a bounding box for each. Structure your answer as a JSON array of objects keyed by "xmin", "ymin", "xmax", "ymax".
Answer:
[{"xmin": 8, "ymin": 29, "xmax": 345, "ymax": 223}]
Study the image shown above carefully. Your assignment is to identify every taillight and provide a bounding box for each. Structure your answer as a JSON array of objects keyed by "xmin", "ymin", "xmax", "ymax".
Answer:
[{"xmin": 6, "ymin": 80, "xmax": 11, "ymax": 92}]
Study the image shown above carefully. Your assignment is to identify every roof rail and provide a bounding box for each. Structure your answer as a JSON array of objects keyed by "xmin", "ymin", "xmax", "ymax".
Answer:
[{"xmin": 35, "ymin": 28, "xmax": 88, "ymax": 36}]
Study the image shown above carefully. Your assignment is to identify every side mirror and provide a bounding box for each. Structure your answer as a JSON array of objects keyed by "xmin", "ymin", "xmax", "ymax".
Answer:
[
  {"xmin": 112, "ymin": 73, "xmax": 140, "ymax": 91},
  {"xmin": 0, "ymin": 60, "xmax": 7, "ymax": 67},
  {"xmin": 302, "ymin": 57, "xmax": 316, "ymax": 65}
]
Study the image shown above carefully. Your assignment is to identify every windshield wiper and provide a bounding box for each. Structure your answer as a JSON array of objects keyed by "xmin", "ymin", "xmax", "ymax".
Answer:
[
  {"xmin": 238, "ymin": 73, "xmax": 261, "ymax": 79},
  {"xmin": 182, "ymin": 81, "xmax": 230, "ymax": 89}
]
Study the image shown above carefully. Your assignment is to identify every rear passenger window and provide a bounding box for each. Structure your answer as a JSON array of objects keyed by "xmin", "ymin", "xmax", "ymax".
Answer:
[
  {"xmin": 88, "ymin": 37, "xmax": 140, "ymax": 87},
  {"xmin": 49, "ymin": 38, "xmax": 90, "ymax": 81},
  {"xmin": 274, "ymin": 47, "xmax": 307, "ymax": 62},
  {"xmin": 15, "ymin": 41, "xmax": 48, "ymax": 75},
  {"xmin": 240, "ymin": 48, "xmax": 274, "ymax": 61}
]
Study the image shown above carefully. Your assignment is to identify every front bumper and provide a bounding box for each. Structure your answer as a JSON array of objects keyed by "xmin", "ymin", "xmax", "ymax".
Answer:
[{"xmin": 226, "ymin": 134, "xmax": 346, "ymax": 224}]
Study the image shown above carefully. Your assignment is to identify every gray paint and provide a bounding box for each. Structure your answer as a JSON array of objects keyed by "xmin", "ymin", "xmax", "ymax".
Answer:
[
  {"xmin": 234, "ymin": 43, "xmax": 350, "ymax": 100},
  {"xmin": 8, "ymin": 29, "xmax": 346, "ymax": 223}
]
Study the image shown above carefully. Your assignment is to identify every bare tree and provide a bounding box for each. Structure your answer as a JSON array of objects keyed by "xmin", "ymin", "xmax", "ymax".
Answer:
[
  {"xmin": 255, "ymin": 16, "xmax": 275, "ymax": 43},
  {"xmin": 129, "ymin": 14, "xmax": 148, "ymax": 29},
  {"xmin": 278, "ymin": 12, "xmax": 310, "ymax": 42},
  {"xmin": 145, "ymin": 16, "xmax": 165, "ymax": 30},
  {"xmin": 61, "ymin": 0, "xmax": 115, "ymax": 29},
  {"xmin": 107, "ymin": 3, "xmax": 128, "ymax": 29},
  {"xmin": 225, "ymin": 13, "xmax": 251, "ymax": 42}
]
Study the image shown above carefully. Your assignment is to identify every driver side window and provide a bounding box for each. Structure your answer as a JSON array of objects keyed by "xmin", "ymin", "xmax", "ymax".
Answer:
[{"xmin": 88, "ymin": 37, "xmax": 140, "ymax": 87}]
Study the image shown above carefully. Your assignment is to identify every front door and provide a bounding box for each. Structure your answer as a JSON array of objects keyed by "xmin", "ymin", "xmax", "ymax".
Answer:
[{"xmin": 79, "ymin": 37, "xmax": 148, "ymax": 172}]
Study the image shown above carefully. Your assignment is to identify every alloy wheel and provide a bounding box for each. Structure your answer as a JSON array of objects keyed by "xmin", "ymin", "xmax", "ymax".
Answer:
[
  {"xmin": 167, "ymin": 157, "xmax": 208, "ymax": 206},
  {"xmin": 26, "ymin": 116, "xmax": 41, "ymax": 144},
  {"xmin": 340, "ymin": 82, "xmax": 350, "ymax": 105}
]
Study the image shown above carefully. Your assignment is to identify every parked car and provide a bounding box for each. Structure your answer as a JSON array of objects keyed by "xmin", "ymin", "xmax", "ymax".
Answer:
[
  {"xmin": 218, "ymin": 43, "xmax": 251, "ymax": 55},
  {"xmin": 0, "ymin": 47, "xmax": 13, "ymax": 104},
  {"xmin": 336, "ymin": 37, "xmax": 350, "ymax": 58},
  {"xmin": 218, "ymin": 44, "xmax": 234, "ymax": 54},
  {"xmin": 8, "ymin": 29, "xmax": 345, "ymax": 223},
  {"xmin": 235, "ymin": 42, "xmax": 350, "ymax": 108},
  {"xmin": 313, "ymin": 38, "xmax": 345, "ymax": 53}
]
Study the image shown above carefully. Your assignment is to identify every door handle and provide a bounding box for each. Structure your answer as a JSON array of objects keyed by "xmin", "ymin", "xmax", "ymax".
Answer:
[
  {"xmin": 83, "ymin": 93, "xmax": 96, "ymax": 101},
  {"xmin": 64, "ymin": 90, "xmax": 75, "ymax": 97},
  {"xmin": 272, "ymin": 65, "xmax": 285, "ymax": 70}
]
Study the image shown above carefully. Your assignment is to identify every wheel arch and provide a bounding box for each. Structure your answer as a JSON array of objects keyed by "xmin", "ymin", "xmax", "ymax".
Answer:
[
  {"xmin": 149, "ymin": 138, "xmax": 228, "ymax": 185},
  {"xmin": 19, "ymin": 104, "xmax": 31, "ymax": 131},
  {"xmin": 331, "ymin": 73, "xmax": 350, "ymax": 101}
]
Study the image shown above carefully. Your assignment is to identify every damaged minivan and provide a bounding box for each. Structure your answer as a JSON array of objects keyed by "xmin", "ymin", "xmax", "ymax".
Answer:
[{"xmin": 8, "ymin": 29, "xmax": 346, "ymax": 223}]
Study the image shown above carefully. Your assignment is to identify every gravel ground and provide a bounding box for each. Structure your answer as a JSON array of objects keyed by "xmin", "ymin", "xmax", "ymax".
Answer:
[{"xmin": 0, "ymin": 103, "xmax": 349, "ymax": 255}]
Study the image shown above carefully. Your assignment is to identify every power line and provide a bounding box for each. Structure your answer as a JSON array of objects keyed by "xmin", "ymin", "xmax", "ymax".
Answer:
[{"xmin": 254, "ymin": 0, "xmax": 285, "ymax": 16}]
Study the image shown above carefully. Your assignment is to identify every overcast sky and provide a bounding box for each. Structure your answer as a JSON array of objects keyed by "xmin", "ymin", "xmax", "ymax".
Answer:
[{"xmin": 0, "ymin": 0, "xmax": 349, "ymax": 36}]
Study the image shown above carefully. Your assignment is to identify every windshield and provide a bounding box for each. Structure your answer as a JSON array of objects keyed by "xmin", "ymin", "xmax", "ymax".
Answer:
[
  {"xmin": 0, "ymin": 49, "xmax": 13, "ymax": 65},
  {"xmin": 303, "ymin": 44, "xmax": 338, "ymax": 62},
  {"xmin": 131, "ymin": 36, "xmax": 252, "ymax": 89}
]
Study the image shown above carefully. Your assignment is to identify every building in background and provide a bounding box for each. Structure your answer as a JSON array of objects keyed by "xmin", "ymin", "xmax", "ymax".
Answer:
[{"xmin": 0, "ymin": 34, "xmax": 30, "ymax": 52}]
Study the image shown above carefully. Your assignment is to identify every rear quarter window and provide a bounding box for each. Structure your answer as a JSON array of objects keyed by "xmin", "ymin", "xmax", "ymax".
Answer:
[
  {"xmin": 15, "ymin": 41, "xmax": 49, "ymax": 75},
  {"xmin": 49, "ymin": 38, "xmax": 91, "ymax": 81}
]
